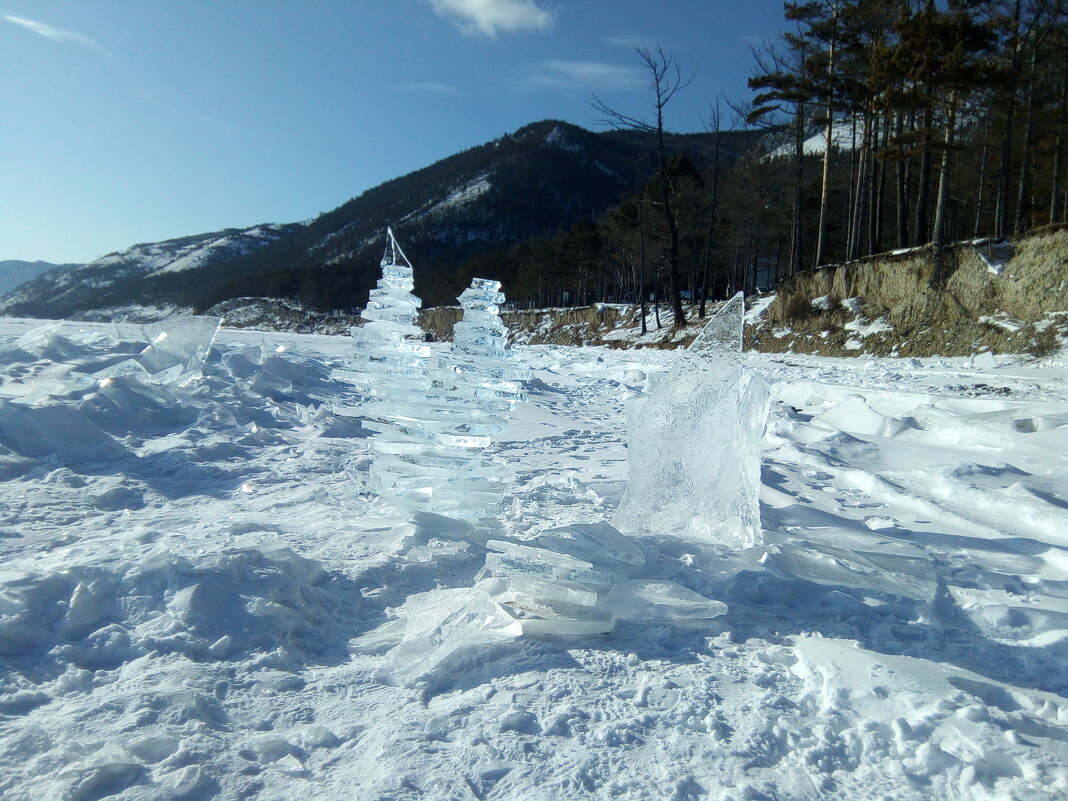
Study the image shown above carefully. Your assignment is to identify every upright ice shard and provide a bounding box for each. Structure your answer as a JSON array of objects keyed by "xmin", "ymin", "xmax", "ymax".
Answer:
[
  {"xmin": 612, "ymin": 293, "xmax": 770, "ymax": 549},
  {"xmin": 138, "ymin": 316, "xmax": 222, "ymax": 377},
  {"xmin": 349, "ymin": 232, "xmax": 524, "ymax": 521}
]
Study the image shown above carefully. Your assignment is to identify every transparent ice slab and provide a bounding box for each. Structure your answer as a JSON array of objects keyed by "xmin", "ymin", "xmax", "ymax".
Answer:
[
  {"xmin": 613, "ymin": 293, "xmax": 770, "ymax": 549},
  {"xmin": 484, "ymin": 540, "xmax": 614, "ymax": 588},
  {"xmin": 535, "ymin": 522, "xmax": 646, "ymax": 569},
  {"xmin": 374, "ymin": 588, "xmax": 522, "ymax": 687}
]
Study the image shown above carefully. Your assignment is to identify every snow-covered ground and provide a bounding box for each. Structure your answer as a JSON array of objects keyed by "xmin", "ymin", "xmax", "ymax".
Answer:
[{"xmin": 1, "ymin": 317, "xmax": 1066, "ymax": 801}]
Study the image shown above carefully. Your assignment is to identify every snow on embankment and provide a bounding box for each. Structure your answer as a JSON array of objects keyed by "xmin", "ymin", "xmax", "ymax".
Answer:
[{"xmin": 750, "ymin": 227, "xmax": 1068, "ymax": 358}]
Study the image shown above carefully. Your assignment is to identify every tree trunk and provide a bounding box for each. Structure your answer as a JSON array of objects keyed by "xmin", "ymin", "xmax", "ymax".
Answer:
[
  {"xmin": 1014, "ymin": 49, "xmax": 1039, "ymax": 235},
  {"xmin": 896, "ymin": 112, "xmax": 909, "ymax": 248},
  {"xmin": 656, "ymin": 119, "xmax": 686, "ymax": 328},
  {"xmin": 653, "ymin": 265, "xmax": 662, "ymax": 330},
  {"xmin": 975, "ymin": 119, "xmax": 990, "ymax": 237},
  {"xmin": 638, "ymin": 192, "xmax": 648, "ymax": 335},
  {"xmin": 1053, "ymin": 40, "xmax": 1068, "ymax": 224},
  {"xmin": 915, "ymin": 107, "xmax": 933, "ymax": 245},
  {"xmin": 872, "ymin": 111, "xmax": 888, "ymax": 254},
  {"xmin": 792, "ymin": 99, "xmax": 805, "ymax": 275},
  {"xmin": 995, "ymin": 0, "xmax": 1023, "ymax": 239},
  {"xmin": 932, "ymin": 96, "xmax": 958, "ymax": 283},
  {"xmin": 813, "ymin": 2, "xmax": 838, "ymax": 269},
  {"xmin": 849, "ymin": 112, "xmax": 873, "ymax": 260},
  {"xmin": 845, "ymin": 115, "xmax": 858, "ymax": 260}
]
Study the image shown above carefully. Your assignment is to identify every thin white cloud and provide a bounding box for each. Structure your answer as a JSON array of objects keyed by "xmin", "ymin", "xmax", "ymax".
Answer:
[
  {"xmin": 4, "ymin": 13, "xmax": 231, "ymax": 130},
  {"xmin": 524, "ymin": 60, "xmax": 646, "ymax": 92},
  {"xmin": 424, "ymin": 0, "xmax": 552, "ymax": 37},
  {"xmin": 398, "ymin": 81, "xmax": 464, "ymax": 96},
  {"xmin": 2, "ymin": 13, "xmax": 113, "ymax": 58}
]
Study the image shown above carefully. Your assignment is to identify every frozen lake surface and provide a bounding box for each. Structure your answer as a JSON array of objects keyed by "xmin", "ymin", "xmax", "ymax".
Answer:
[{"xmin": 0, "ymin": 317, "xmax": 1066, "ymax": 801}]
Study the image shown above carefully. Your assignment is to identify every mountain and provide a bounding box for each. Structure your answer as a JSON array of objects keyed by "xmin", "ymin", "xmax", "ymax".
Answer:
[
  {"xmin": 0, "ymin": 260, "xmax": 79, "ymax": 299},
  {"xmin": 1, "ymin": 120, "xmax": 760, "ymax": 321},
  {"xmin": 0, "ymin": 225, "xmax": 300, "ymax": 321},
  {"xmin": 177, "ymin": 120, "xmax": 755, "ymax": 311}
]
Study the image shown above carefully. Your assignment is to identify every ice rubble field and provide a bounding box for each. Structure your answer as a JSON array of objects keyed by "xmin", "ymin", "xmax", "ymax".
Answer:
[{"xmin": 0, "ymin": 317, "xmax": 1067, "ymax": 801}]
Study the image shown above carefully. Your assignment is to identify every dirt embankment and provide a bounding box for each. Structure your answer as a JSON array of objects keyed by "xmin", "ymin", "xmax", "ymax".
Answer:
[
  {"xmin": 419, "ymin": 304, "xmax": 643, "ymax": 346},
  {"xmin": 747, "ymin": 227, "xmax": 1068, "ymax": 357},
  {"xmin": 213, "ymin": 230, "xmax": 1066, "ymax": 357},
  {"xmin": 417, "ymin": 229, "xmax": 1066, "ymax": 356}
]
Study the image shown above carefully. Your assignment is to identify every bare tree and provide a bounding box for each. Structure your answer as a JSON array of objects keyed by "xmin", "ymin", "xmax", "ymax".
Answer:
[
  {"xmin": 593, "ymin": 45, "xmax": 693, "ymax": 329},
  {"xmin": 699, "ymin": 97, "xmax": 725, "ymax": 317}
]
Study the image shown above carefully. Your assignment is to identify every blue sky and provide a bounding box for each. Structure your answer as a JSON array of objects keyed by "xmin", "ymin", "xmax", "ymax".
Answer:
[{"xmin": 1, "ymin": 1, "xmax": 789, "ymax": 264}]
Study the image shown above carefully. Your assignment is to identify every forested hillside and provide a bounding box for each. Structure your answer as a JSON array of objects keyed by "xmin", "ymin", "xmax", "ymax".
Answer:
[
  {"xmin": 182, "ymin": 121, "xmax": 755, "ymax": 312},
  {"xmin": 459, "ymin": 0, "xmax": 1068, "ymax": 324}
]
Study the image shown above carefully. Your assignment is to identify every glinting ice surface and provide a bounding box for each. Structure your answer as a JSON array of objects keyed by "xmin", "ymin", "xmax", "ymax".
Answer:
[
  {"xmin": 613, "ymin": 292, "xmax": 771, "ymax": 549},
  {"xmin": 349, "ymin": 230, "xmax": 525, "ymax": 519}
]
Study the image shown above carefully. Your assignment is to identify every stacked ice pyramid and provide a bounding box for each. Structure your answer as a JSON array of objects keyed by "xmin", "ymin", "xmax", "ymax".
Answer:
[{"xmin": 350, "ymin": 230, "xmax": 525, "ymax": 521}]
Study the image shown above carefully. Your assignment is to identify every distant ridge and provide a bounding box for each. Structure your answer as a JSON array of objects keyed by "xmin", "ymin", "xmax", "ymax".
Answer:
[{"xmin": 0, "ymin": 260, "xmax": 79, "ymax": 299}]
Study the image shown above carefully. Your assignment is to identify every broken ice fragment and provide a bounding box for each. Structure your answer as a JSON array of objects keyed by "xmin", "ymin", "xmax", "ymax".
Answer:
[
  {"xmin": 601, "ymin": 580, "xmax": 727, "ymax": 623},
  {"xmin": 484, "ymin": 540, "xmax": 613, "ymax": 587},
  {"xmin": 498, "ymin": 599, "xmax": 615, "ymax": 636},
  {"xmin": 479, "ymin": 574, "xmax": 600, "ymax": 608},
  {"xmin": 138, "ymin": 315, "xmax": 222, "ymax": 375},
  {"xmin": 535, "ymin": 522, "xmax": 645, "ymax": 568},
  {"xmin": 375, "ymin": 588, "xmax": 522, "ymax": 687}
]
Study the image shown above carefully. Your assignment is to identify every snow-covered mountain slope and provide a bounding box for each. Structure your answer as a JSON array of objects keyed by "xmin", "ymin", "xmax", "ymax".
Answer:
[
  {"xmin": 0, "ymin": 317, "xmax": 1066, "ymax": 800},
  {"xmin": 768, "ymin": 119, "xmax": 857, "ymax": 158},
  {"xmin": 0, "ymin": 260, "xmax": 77, "ymax": 297},
  {"xmin": 0, "ymin": 224, "xmax": 299, "ymax": 321}
]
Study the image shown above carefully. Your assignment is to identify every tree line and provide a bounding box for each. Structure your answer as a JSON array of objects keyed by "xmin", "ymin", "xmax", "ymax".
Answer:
[{"xmin": 472, "ymin": 0, "xmax": 1067, "ymax": 328}]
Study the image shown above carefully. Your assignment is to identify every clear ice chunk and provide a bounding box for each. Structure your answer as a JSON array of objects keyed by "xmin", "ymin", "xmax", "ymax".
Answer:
[
  {"xmin": 479, "ymin": 574, "xmax": 600, "ymax": 608},
  {"xmin": 497, "ymin": 598, "xmax": 615, "ymax": 636},
  {"xmin": 484, "ymin": 540, "xmax": 614, "ymax": 588},
  {"xmin": 535, "ymin": 522, "xmax": 646, "ymax": 568},
  {"xmin": 612, "ymin": 293, "xmax": 770, "ymax": 549},
  {"xmin": 374, "ymin": 588, "xmax": 522, "ymax": 687}
]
